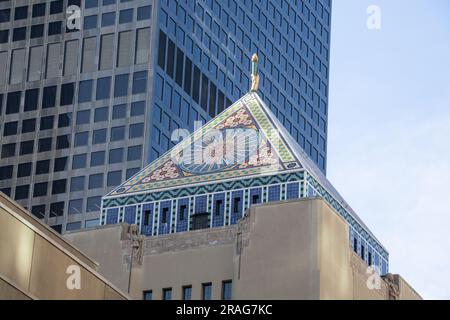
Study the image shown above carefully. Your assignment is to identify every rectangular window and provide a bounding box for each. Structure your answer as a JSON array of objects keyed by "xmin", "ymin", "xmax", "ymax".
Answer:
[
  {"xmin": 58, "ymin": 113, "xmax": 72, "ymax": 128},
  {"xmin": 48, "ymin": 21, "xmax": 62, "ymax": 35},
  {"xmin": 143, "ymin": 290, "xmax": 152, "ymax": 301},
  {"xmin": 36, "ymin": 160, "xmax": 50, "ymax": 175},
  {"xmin": 28, "ymin": 46, "xmax": 43, "ymax": 81},
  {"xmin": 94, "ymin": 107, "xmax": 109, "ymax": 122},
  {"xmin": 119, "ymin": 9, "xmax": 133, "ymax": 24},
  {"xmin": 202, "ymin": 283, "xmax": 212, "ymax": 300},
  {"xmin": 2, "ymin": 144, "xmax": 16, "ymax": 158},
  {"xmin": 50, "ymin": 201, "xmax": 65, "ymax": 217},
  {"xmin": 22, "ymin": 119, "xmax": 36, "ymax": 133},
  {"xmin": 6, "ymin": 91, "xmax": 21, "ymax": 114},
  {"xmin": 15, "ymin": 185, "xmax": 30, "ymax": 200},
  {"xmin": 137, "ymin": 5, "xmax": 151, "ymax": 21},
  {"xmin": 132, "ymin": 71, "xmax": 147, "ymax": 94},
  {"xmin": 24, "ymin": 89, "xmax": 39, "ymax": 111},
  {"xmin": 158, "ymin": 31, "xmax": 167, "ymax": 69},
  {"xmin": 10, "ymin": 48, "xmax": 26, "ymax": 85},
  {"xmin": 175, "ymin": 48, "xmax": 184, "ymax": 87},
  {"xmin": 20, "ymin": 141, "xmax": 34, "ymax": 155},
  {"xmin": 182, "ymin": 286, "xmax": 192, "ymax": 300},
  {"xmin": 64, "ymin": 40, "xmax": 79, "ymax": 76},
  {"xmin": 42, "ymin": 86, "xmax": 57, "ymax": 108},
  {"xmin": 135, "ymin": 27, "xmax": 150, "ymax": 64},
  {"xmin": 114, "ymin": 74, "xmax": 129, "ymax": 97},
  {"xmin": 222, "ymin": 280, "xmax": 232, "ymax": 300},
  {"xmin": 78, "ymin": 80, "xmax": 93, "ymax": 103},
  {"xmin": 82, "ymin": 37, "xmax": 97, "ymax": 73},
  {"xmin": 54, "ymin": 157, "xmax": 68, "ymax": 172},
  {"xmin": 117, "ymin": 30, "xmax": 132, "ymax": 67},
  {"xmin": 60, "ymin": 83, "xmax": 75, "ymax": 106},
  {"xmin": 4, "ymin": 121, "xmax": 18, "ymax": 136},
  {"xmin": 214, "ymin": 200, "xmax": 223, "ymax": 216},
  {"xmin": 99, "ymin": 33, "xmax": 114, "ymax": 70},
  {"xmin": 162, "ymin": 288, "xmax": 172, "ymax": 300},
  {"xmin": 33, "ymin": 182, "xmax": 48, "ymax": 197},
  {"xmin": 38, "ymin": 138, "xmax": 52, "ymax": 152},
  {"xmin": 96, "ymin": 77, "xmax": 111, "ymax": 100},
  {"xmin": 52, "ymin": 179, "xmax": 67, "ymax": 194},
  {"xmin": 40, "ymin": 116, "xmax": 54, "ymax": 131},
  {"xmin": 179, "ymin": 205, "xmax": 187, "ymax": 221},
  {"xmin": 192, "ymin": 66, "xmax": 200, "ymax": 103},
  {"xmin": 17, "ymin": 163, "xmax": 32, "ymax": 178},
  {"xmin": 46, "ymin": 43, "xmax": 61, "ymax": 78},
  {"xmin": 166, "ymin": 39, "xmax": 175, "ymax": 78}
]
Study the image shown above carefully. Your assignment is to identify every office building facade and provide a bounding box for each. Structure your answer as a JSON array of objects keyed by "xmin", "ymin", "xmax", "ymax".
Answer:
[{"xmin": 0, "ymin": 0, "xmax": 331, "ymax": 233}]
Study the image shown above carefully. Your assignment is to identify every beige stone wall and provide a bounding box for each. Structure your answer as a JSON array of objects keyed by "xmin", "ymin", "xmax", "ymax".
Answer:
[
  {"xmin": 0, "ymin": 193, "xmax": 128, "ymax": 300},
  {"xmin": 65, "ymin": 197, "xmax": 421, "ymax": 300}
]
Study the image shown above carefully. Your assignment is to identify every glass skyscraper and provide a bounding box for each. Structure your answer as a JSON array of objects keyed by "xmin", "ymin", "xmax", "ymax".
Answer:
[{"xmin": 0, "ymin": 0, "xmax": 331, "ymax": 233}]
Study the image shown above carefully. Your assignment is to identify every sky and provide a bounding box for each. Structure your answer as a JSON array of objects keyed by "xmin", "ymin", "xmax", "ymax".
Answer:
[{"xmin": 328, "ymin": 0, "xmax": 450, "ymax": 299}]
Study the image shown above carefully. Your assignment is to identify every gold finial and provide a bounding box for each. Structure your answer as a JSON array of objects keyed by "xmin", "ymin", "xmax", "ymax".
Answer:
[{"xmin": 250, "ymin": 53, "xmax": 259, "ymax": 92}]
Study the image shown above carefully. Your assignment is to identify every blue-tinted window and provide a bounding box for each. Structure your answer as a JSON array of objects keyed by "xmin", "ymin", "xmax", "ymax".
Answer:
[
  {"xmin": 143, "ymin": 291, "xmax": 152, "ymax": 300},
  {"xmin": 268, "ymin": 185, "xmax": 281, "ymax": 201},
  {"xmin": 76, "ymin": 110, "xmax": 91, "ymax": 125},
  {"xmin": 129, "ymin": 123, "xmax": 144, "ymax": 138},
  {"xmin": 112, "ymin": 104, "xmax": 127, "ymax": 119},
  {"xmin": 163, "ymin": 288, "xmax": 172, "ymax": 300},
  {"xmin": 127, "ymin": 145, "xmax": 142, "ymax": 161},
  {"xmin": 202, "ymin": 283, "xmax": 212, "ymax": 300},
  {"xmin": 85, "ymin": 0, "xmax": 99, "ymax": 9},
  {"xmin": 88, "ymin": 173, "xmax": 103, "ymax": 189},
  {"xmin": 70, "ymin": 176, "xmax": 85, "ymax": 191},
  {"xmin": 68, "ymin": 199, "xmax": 83, "ymax": 215},
  {"xmin": 24, "ymin": 89, "xmax": 39, "ymax": 111},
  {"xmin": 66, "ymin": 221, "xmax": 82, "ymax": 231},
  {"xmin": 74, "ymin": 132, "xmax": 89, "ymax": 147},
  {"xmin": 119, "ymin": 9, "xmax": 133, "ymax": 24},
  {"xmin": 101, "ymin": 12, "xmax": 115, "ymax": 27},
  {"xmin": 84, "ymin": 15, "xmax": 98, "ymax": 29},
  {"xmin": 131, "ymin": 101, "xmax": 145, "ymax": 116},
  {"xmin": 114, "ymin": 74, "xmax": 129, "ymax": 97},
  {"xmin": 109, "ymin": 148, "xmax": 123, "ymax": 164},
  {"xmin": 94, "ymin": 107, "xmax": 109, "ymax": 122},
  {"xmin": 90, "ymin": 151, "xmax": 105, "ymax": 167},
  {"xmin": 86, "ymin": 196, "xmax": 101, "ymax": 212},
  {"xmin": 111, "ymin": 126, "xmax": 125, "ymax": 141},
  {"xmin": 137, "ymin": 6, "xmax": 151, "ymax": 21},
  {"xmin": 96, "ymin": 77, "xmax": 111, "ymax": 100},
  {"xmin": 72, "ymin": 154, "xmax": 87, "ymax": 169},
  {"xmin": 103, "ymin": 0, "xmax": 116, "ymax": 5},
  {"xmin": 132, "ymin": 71, "xmax": 148, "ymax": 94},
  {"xmin": 79, "ymin": 80, "xmax": 93, "ymax": 103},
  {"xmin": 107, "ymin": 170, "xmax": 121, "ymax": 187},
  {"xmin": 222, "ymin": 281, "xmax": 232, "ymax": 300},
  {"xmin": 92, "ymin": 129, "xmax": 107, "ymax": 144},
  {"xmin": 182, "ymin": 286, "xmax": 192, "ymax": 300}
]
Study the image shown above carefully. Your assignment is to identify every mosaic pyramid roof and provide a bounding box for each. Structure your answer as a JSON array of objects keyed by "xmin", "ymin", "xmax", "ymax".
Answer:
[{"xmin": 104, "ymin": 92, "xmax": 382, "ymax": 247}]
